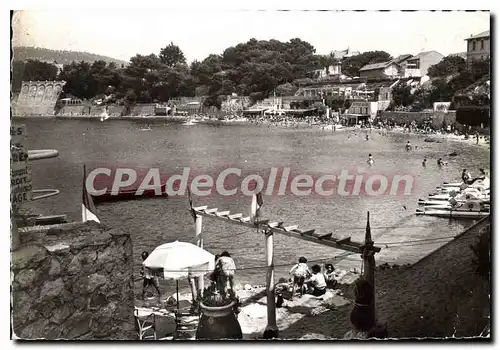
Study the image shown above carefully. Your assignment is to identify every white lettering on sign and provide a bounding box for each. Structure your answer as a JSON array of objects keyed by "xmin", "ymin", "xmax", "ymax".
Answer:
[{"xmin": 11, "ymin": 125, "xmax": 32, "ymax": 207}]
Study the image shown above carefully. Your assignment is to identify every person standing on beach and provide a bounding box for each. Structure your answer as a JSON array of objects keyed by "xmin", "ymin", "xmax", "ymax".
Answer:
[
  {"xmin": 215, "ymin": 251, "xmax": 236, "ymax": 295},
  {"xmin": 422, "ymin": 158, "xmax": 427, "ymax": 167},
  {"xmin": 476, "ymin": 131, "xmax": 480, "ymax": 145},
  {"xmin": 367, "ymin": 154, "xmax": 374, "ymax": 166}
]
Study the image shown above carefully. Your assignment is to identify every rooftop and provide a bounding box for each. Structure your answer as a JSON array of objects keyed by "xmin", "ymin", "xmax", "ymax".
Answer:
[
  {"xmin": 465, "ymin": 30, "xmax": 490, "ymax": 40},
  {"xmin": 407, "ymin": 50, "xmax": 444, "ymax": 61},
  {"xmin": 359, "ymin": 61, "xmax": 397, "ymax": 72},
  {"xmin": 393, "ymin": 54, "xmax": 413, "ymax": 64}
]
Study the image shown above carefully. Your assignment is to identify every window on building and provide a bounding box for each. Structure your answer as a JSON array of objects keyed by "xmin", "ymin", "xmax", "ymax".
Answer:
[
  {"xmin": 472, "ymin": 41, "xmax": 476, "ymax": 51},
  {"xmin": 407, "ymin": 60, "xmax": 420, "ymax": 69},
  {"xmin": 481, "ymin": 39, "xmax": 484, "ymax": 50}
]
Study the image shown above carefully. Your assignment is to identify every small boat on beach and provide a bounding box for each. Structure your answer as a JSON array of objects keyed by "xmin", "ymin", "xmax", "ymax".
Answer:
[
  {"xmin": 416, "ymin": 208, "xmax": 490, "ymax": 219},
  {"xmin": 418, "ymin": 198, "xmax": 490, "ymax": 206},
  {"xmin": 421, "ymin": 202, "xmax": 490, "ymax": 211},
  {"xmin": 416, "ymin": 200, "xmax": 489, "ymax": 219}
]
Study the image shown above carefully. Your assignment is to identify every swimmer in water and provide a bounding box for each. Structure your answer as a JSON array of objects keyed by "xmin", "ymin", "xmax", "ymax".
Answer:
[
  {"xmin": 405, "ymin": 141, "xmax": 412, "ymax": 151},
  {"xmin": 365, "ymin": 134, "xmax": 369, "ymax": 141},
  {"xmin": 437, "ymin": 158, "xmax": 445, "ymax": 167},
  {"xmin": 367, "ymin": 154, "xmax": 374, "ymax": 166},
  {"xmin": 422, "ymin": 158, "xmax": 427, "ymax": 167}
]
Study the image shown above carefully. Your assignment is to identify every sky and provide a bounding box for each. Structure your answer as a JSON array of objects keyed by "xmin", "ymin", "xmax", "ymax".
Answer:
[{"xmin": 12, "ymin": 10, "xmax": 490, "ymax": 63}]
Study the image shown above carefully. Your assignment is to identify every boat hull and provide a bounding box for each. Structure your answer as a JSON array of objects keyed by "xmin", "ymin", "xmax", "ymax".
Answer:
[
  {"xmin": 92, "ymin": 185, "xmax": 167, "ymax": 204},
  {"xmin": 416, "ymin": 209, "xmax": 490, "ymax": 218}
]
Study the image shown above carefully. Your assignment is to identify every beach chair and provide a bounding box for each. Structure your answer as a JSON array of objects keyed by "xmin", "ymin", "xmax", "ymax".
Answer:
[
  {"xmin": 174, "ymin": 308, "xmax": 199, "ymax": 340},
  {"xmin": 134, "ymin": 309, "xmax": 157, "ymax": 340}
]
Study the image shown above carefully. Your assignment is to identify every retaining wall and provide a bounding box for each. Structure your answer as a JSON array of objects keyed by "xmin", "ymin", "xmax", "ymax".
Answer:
[
  {"xmin": 12, "ymin": 221, "xmax": 136, "ymax": 340},
  {"xmin": 378, "ymin": 111, "xmax": 457, "ymax": 129}
]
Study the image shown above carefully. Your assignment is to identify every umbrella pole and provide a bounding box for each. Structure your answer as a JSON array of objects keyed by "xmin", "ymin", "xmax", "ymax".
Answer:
[{"xmin": 176, "ymin": 280, "xmax": 180, "ymax": 310}]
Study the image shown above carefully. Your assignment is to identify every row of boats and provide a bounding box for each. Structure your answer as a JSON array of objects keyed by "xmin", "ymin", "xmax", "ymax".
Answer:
[{"xmin": 416, "ymin": 176, "xmax": 490, "ymax": 219}]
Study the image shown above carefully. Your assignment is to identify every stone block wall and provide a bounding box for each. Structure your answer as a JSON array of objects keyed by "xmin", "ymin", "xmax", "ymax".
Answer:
[
  {"xmin": 378, "ymin": 111, "xmax": 457, "ymax": 129},
  {"xmin": 12, "ymin": 221, "xmax": 136, "ymax": 340},
  {"xmin": 129, "ymin": 104, "xmax": 155, "ymax": 116}
]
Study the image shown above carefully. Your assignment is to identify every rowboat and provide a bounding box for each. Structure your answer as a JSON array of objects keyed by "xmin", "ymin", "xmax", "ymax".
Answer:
[
  {"xmin": 416, "ymin": 208, "xmax": 490, "ymax": 218},
  {"xmin": 418, "ymin": 198, "xmax": 490, "ymax": 206},
  {"xmin": 416, "ymin": 200, "xmax": 489, "ymax": 219},
  {"xmin": 422, "ymin": 203, "xmax": 490, "ymax": 210},
  {"xmin": 428, "ymin": 189, "xmax": 489, "ymax": 200}
]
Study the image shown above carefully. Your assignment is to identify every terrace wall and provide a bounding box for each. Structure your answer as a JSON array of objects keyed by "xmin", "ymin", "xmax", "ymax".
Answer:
[{"xmin": 378, "ymin": 111, "xmax": 456, "ymax": 129}]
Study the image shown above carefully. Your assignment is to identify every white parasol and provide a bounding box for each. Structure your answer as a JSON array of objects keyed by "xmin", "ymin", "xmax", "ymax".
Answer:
[
  {"xmin": 143, "ymin": 241, "xmax": 215, "ymax": 280},
  {"xmin": 142, "ymin": 241, "xmax": 215, "ymax": 309}
]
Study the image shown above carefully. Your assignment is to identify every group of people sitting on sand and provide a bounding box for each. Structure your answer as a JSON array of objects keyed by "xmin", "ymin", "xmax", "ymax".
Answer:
[{"xmin": 287, "ymin": 257, "xmax": 338, "ymax": 300}]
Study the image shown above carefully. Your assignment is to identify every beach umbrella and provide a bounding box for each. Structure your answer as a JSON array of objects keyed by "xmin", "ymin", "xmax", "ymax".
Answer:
[{"xmin": 142, "ymin": 241, "xmax": 215, "ymax": 308}]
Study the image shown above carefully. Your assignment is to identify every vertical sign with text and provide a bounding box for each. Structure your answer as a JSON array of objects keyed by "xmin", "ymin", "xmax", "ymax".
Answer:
[{"xmin": 11, "ymin": 125, "xmax": 32, "ymax": 209}]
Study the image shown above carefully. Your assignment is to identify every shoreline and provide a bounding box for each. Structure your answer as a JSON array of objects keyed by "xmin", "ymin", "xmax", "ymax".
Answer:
[{"xmin": 13, "ymin": 114, "xmax": 491, "ymax": 148}]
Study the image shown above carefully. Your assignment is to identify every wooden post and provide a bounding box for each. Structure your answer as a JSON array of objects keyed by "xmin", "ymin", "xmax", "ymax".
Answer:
[
  {"xmin": 263, "ymin": 228, "xmax": 278, "ymax": 339},
  {"xmin": 362, "ymin": 211, "xmax": 376, "ymax": 326},
  {"xmin": 195, "ymin": 215, "xmax": 204, "ymax": 297}
]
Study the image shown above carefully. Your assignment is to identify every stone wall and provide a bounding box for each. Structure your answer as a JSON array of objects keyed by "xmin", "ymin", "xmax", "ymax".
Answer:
[
  {"xmin": 12, "ymin": 221, "xmax": 136, "ymax": 340},
  {"xmin": 129, "ymin": 104, "xmax": 155, "ymax": 116},
  {"xmin": 12, "ymin": 81, "xmax": 66, "ymax": 116},
  {"xmin": 378, "ymin": 111, "xmax": 456, "ymax": 129}
]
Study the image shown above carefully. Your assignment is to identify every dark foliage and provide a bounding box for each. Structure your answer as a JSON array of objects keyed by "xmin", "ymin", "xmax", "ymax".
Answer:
[
  {"xmin": 11, "ymin": 59, "xmax": 58, "ymax": 93},
  {"xmin": 427, "ymin": 56, "xmax": 466, "ymax": 78},
  {"xmin": 456, "ymin": 106, "xmax": 490, "ymax": 126}
]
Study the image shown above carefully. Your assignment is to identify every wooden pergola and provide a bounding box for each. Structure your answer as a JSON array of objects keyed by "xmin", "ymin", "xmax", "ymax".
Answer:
[{"xmin": 190, "ymin": 198, "xmax": 381, "ymax": 338}]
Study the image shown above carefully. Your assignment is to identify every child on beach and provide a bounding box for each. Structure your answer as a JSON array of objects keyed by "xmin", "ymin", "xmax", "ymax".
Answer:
[
  {"xmin": 289, "ymin": 257, "xmax": 311, "ymax": 299},
  {"xmin": 305, "ymin": 264, "xmax": 327, "ymax": 297},
  {"xmin": 324, "ymin": 263, "xmax": 337, "ymax": 289}
]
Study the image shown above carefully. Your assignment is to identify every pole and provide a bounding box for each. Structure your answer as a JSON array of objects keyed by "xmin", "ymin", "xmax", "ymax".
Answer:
[
  {"xmin": 362, "ymin": 211, "xmax": 376, "ymax": 327},
  {"xmin": 263, "ymin": 228, "xmax": 278, "ymax": 339},
  {"xmin": 195, "ymin": 215, "xmax": 204, "ymax": 297},
  {"xmin": 176, "ymin": 280, "xmax": 180, "ymax": 310}
]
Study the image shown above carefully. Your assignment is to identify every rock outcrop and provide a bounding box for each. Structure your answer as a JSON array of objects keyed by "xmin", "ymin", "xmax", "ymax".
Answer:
[{"xmin": 12, "ymin": 221, "xmax": 135, "ymax": 339}]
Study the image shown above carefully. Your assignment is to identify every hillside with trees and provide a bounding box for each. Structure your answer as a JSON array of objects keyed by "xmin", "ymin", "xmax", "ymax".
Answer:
[
  {"xmin": 388, "ymin": 56, "xmax": 490, "ymax": 111},
  {"xmin": 13, "ymin": 46, "xmax": 129, "ymax": 66},
  {"xmin": 12, "ymin": 39, "xmax": 335, "ymax": 107}
]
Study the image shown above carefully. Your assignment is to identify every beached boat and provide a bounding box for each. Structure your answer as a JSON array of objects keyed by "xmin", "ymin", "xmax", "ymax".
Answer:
[
  {"xmin": 416, "ymin": 200, "xmax": 489, "ymax": 218},
  {"xmin": 416, "ymin": 208, "xmax": 490, "ymax": 218},
  {"xmin": 421, "ymin": 202, "xmax": 490, "ymax": 210},
  {"xmin": 428, "ymin": 191, "xmax": 489, "ymax": 201},
  {"xmin": 418, "ymin": 198, "xmax": 490, "ymax": 206}
]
